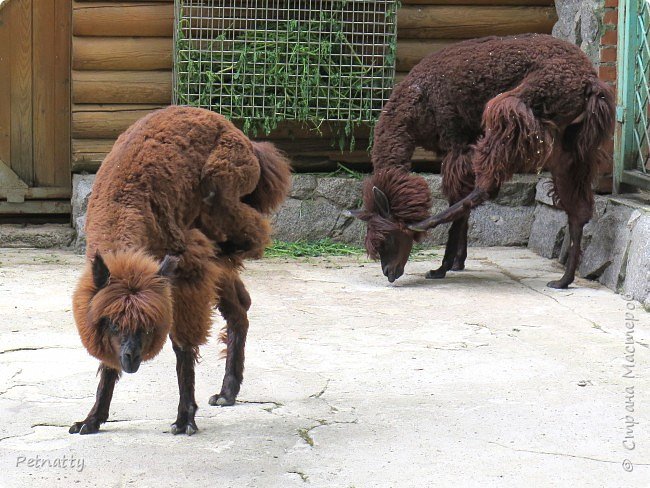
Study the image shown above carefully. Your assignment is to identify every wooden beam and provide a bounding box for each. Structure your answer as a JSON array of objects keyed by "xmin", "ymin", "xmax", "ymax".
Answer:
[
  {"xmin": 33, "ymin": 0, "xmax": 57, "ymax": 186},
  {"xmin": 0, "ymin": 200, "xmax": 71, "ymax": 214},
  {"xmin": 72, "ymin": 104, "xmax": 164, "ymax": 138},
  {"xmin": 73, "ymin": 37, "xmax": 173, "ymax": 70},
  {"xmin": 397, "ymin": 6, "xmax": 557, "ymax": 39},
  {"xmin": 54, "ymin": 0, "xmax": 72, "ymax": 187},
  {"xmin": 72, "ymin": 70, "xmax": 172, "ymax": 104},
  {"xmin": 0, "ymin": 186, "xmax": 71, "ymax": 200},
  {"xmin": 396, "ymin": 40, "xmax": 457, "ymax": 72},
  {"xmin": 73, "ymin": 2, "xmax": 174, "ymax": 37},
  {"xmin": 0, "ymin": 5, "xmax": 11, "ymax": 167},
  {"xmin": 72, "ymin": 138, "xmax": 114, "ymax": 171},
  {"xmin": 10, "ymin": 0, "xmax": 33, "ymax": 185}
]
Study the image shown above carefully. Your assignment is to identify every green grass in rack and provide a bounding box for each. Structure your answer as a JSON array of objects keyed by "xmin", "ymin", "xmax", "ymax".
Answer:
[{"xmin": 175, "ymin": 2, "xmax": 399, "ymax": 150}]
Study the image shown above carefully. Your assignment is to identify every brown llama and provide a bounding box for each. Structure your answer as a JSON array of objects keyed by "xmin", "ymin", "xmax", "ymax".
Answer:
[
  {"xmin": 349, "ymin": 34, "xmax": 615, "ymax": 288},
  {"xmin": 69, "ymin": 106, "xmax": 291, "ymax": 436}
]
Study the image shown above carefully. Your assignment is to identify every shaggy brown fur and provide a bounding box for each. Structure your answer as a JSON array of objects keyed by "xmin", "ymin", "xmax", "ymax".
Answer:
[
  {"xmin": 356, "ymin": 34, "xmax": 615, "ymax": 288},
  {"xmin": 357, "ymin": 167, "xmax": 432, "ymax": 259},
  {"xmin": 70, "ymin": 105, "xmax": 291, "ymax": 436}
]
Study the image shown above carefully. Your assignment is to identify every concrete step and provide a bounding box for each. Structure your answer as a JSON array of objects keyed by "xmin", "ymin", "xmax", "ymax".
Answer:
[{"xmin": 0, "ymin": 224, "xmax": 75, "ymax": 249}]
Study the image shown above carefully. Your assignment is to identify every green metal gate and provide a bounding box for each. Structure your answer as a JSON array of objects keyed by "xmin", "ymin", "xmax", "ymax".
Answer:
[{"xmin": 616, "ymin": 0, "xmax": 650, "ymax": 192}]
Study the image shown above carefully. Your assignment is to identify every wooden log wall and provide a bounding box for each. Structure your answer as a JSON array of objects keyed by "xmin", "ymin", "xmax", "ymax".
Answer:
[{"xmin": 71, "ymin": 0, "xmax": 557, "ymax": 173}]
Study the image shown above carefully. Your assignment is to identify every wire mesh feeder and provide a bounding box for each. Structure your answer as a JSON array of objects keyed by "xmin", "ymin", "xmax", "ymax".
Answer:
[{"xmin": 173, "ymin": 0, "xmax": 399, "ymax": 148}]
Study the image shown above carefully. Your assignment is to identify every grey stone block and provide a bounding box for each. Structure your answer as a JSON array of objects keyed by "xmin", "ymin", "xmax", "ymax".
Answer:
[
  {"xmin": 71, "ymin": 174, "xmax": 95, "ymax": 251},
  {"xmin": 289, "ymin": 174, "xmax": 318, "ymax": 199},
  {"xmin": 468, "ymin": 203, "xmax": 535, "ymax": 247},
  {"xmin": 621, "ymin": 212, "xmax": 650, "ymax": 306},
  {"xmin": 0, "ymin": 224, "xmax": 75, "ymax": 249},
  {"xmin": 535, "ymin": 177, "xmax": 556, "ymax": 206},
  {"xmin": 314, "ymin": 177, "xmax": 363, "ymax": 209},
  {"xmin": 579, "ymin": 201, "xmax": 635, "ymax": 287},
  {"xmin": 528, "ymin": 204, "xmax": 568, "ymax": 258},
  {"xmin": 419, "ymin": 198, "xmax": 451, "ymax": 247},
  {"xmin": 558, "ymin": 195, "xmax": 609, "ymax": 263},
  {"xmin": 553, "ymin": 0, "xmax": 605, "ymax": 65},
  {"xmin": 71, "ymin": 174, "xmax": 95, "ymax": 230},
  {"xmin": 494, "ymin": 174, "xmax": 539, "ymax": 207},
  {"xmin": 421, "ymin": 174, "xmax": 445, "ymax": 200},
  {"xmin": 271, "ymin": 197, "xmax": 343, "ymax": 242}
]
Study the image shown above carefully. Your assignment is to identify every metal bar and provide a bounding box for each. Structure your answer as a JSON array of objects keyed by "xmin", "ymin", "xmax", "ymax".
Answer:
[{"xmin": 616, "ymin": 0, "xmax": 644, "ymax": 192}]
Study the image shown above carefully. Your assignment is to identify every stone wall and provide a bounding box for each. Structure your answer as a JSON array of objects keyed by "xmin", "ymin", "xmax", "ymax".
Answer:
[
  {"xmin": 552, "ymin": 0, "xmax": 606, "ymax": 65},
  {"xmin": 72, "ymin": 173, "xmax": 539, "ymax": 250},
  {"xmin": 71, "ymin": 173, "xmax": 649, "ymax": 309}
]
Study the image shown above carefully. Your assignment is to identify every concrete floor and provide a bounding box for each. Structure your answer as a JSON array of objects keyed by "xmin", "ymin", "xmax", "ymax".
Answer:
[{"xmin": 0, "ymin": 247, "xmax": 649, "ymax": 488}]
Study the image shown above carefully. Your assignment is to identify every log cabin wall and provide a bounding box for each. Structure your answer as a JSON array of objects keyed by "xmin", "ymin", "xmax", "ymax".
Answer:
[{"xmin": 71, "ymin": 0, "xmax": 557, "ymax": 173}]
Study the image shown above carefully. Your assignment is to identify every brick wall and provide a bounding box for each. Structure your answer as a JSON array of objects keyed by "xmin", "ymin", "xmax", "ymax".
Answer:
[{"xmin": 598, "ymin": 0, "xmax": 619, "ymax": 193}]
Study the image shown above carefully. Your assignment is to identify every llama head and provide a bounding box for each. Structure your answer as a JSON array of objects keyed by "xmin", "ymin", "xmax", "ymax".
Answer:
[
  {"xmin": 348, "ymin": 168, "xmax": 432, "ymax": 282},
  {"xmin": 73, "ymin": 251, "xmax": 178, "ymax": 373}
]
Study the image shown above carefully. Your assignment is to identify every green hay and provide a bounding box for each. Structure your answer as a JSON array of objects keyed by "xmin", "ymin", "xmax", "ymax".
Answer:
[{"xmin": 174, "ymin": 1, "xmax": 400, "ymax": 150}]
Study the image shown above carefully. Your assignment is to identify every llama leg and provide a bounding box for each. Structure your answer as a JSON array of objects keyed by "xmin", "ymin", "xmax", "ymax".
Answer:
[
  {"xmin": 209, "ymin": 277, "xmax": 251, "ymax": 407},
  {"xmin": 69, "ymin": 365, "xmax": 119, "ymax": 435},
  {"xmin": 171, "ymin": 341, "xmax": 199, "ymax": 436},
  {"xmin": 547, "ymin": 217, "xmax": 586, "ymax": 289},
  {"xmin": 546, "ymin": 157, "xmax": 594, "ymax": 289},
  {"xmin": 426, "ymin": 217, "xmax": 467, "ymax": 279},
  {"xmin": 451, "ymin": 213, "xmax": 470, "ymax": 271}
]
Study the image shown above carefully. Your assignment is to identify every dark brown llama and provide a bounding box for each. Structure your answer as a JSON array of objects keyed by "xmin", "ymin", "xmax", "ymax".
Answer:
[
  {"xmin": 70, "ymin": 106, "xmax": 291, "ymax": 436},
  {"xmin": 350, "ymin": 34, "xmax": 615, "ymax": 288}
]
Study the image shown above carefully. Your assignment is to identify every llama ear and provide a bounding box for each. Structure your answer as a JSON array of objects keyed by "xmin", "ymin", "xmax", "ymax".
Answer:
[
  {"xmin": 343, "ymin": 208, "xmax": 365, "ymax": 220},
  {"xmin": 92, "ymin": 253, "xmax": 110, "ymax": 290},
  {"xmin": 372, "ymin": 186, "xmax": 391, "ymax": 218},
  {"xmin": 158, "ymin": 255, "xmax": 179, "ymax": 279}
]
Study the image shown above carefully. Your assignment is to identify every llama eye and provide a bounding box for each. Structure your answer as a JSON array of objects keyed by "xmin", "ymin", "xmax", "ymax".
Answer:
[{"xmin": 108, "ymin": 321, "xmax": 119, "ymax": 335}]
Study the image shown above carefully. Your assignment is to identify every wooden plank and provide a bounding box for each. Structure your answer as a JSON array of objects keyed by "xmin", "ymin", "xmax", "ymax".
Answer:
[
  {"xmin": 396, "ymin": 40, "xmax": 457, "ymax": 72},
  {"xmin": 72, "ymin": 70, "xmax": 172, "ymax": 104},
  {"xmin": 0, "ymin": 186, "xmax": 71, "ymax": 200},
  {"xmin": 73, "ymin": 37, "xmax": 173, "ymax": 70},
  {"xmin": 0, "ymin": 200, "xmax": 71, "ymax": 214},
  {"xmin": 397, "ymin": 6, "xmax": 557, "ymax": 39},
  {"xmin": 72, "ymin": 138, "xmax": 113, "ymax": 171},
  {"xmin": 72, "ymin": 104, "xmax": 164, "ymax": 138},
  {"xmin": 10, "ymin": 0, "xmax": 33, "ymax": 185},
  {"xmin": 54, "ymin": 0, "xmax": 72, "ymax": 188},
  {"xmin": 0, "ymin": 2, "xmax": 12, "ymax": 166},
  {"xmin": 72, "ymin": 2, "xmax": 173, "ymax": 37},
  {"xmin": 33, "ymin": 0, "xmax": 57, "ymax": 187}
]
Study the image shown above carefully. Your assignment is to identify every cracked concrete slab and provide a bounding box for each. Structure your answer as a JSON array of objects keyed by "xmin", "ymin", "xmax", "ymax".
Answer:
[{"xmin": 0, "ymin": 248, "xmax": 649, "ymax": 487}]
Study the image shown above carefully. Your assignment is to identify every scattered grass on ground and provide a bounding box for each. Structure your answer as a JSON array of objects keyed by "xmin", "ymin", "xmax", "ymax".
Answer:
[{"xmin": 265, "ymin": 239, "xmax": 364, "ymax": 258}]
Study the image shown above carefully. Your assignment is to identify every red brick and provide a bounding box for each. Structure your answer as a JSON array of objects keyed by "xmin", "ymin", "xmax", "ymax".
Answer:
[
  {"xmin": 599, "ymin": 65, "xmax": 617, "ymax": 82},
  {"xmin": 604, "ymin": 0, "xmax": 618, "ymax": 8},
  {"xmin": 601, "ymin": 29, "xmax": 618, "ymax": 45},
  {"xmin": 600, "ymin": 47, "xmax": 617, "ymax": 63},
  {"xmin": 604, "ymin": 10, "xmax": 618, "ymax": 25}
]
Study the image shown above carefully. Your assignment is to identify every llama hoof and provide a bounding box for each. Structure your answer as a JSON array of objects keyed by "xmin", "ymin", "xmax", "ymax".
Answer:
[
  {"xmin": 209, "ymin": 394, "xmax": 235, "ymax": 407},
  {"xmin": 69, "ymin": 421, "xmax": 99, "ymax": 435},
  {"xmin": 171, "ymin": 421, "xmax": 198, "ymax": 436},
  {"xmin": 547, "ymin": 279, "xmax": 569, "ymax": 289},
  {"xmin": 451, "ymin": 262, "xmax": 465, "ymax": 271},
  {"xmin": 425, "ymin": 269, "xmax": 447, "ymax": 279}
]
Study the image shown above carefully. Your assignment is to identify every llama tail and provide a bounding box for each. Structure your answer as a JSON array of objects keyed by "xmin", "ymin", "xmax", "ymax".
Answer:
[
  {"xmin": 565, "ymin": 77, "xmax": 616, "ymax": 198},
  {"xmin": 244, "ymin": 141, "xmax": 292, "ymax": 214}
]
